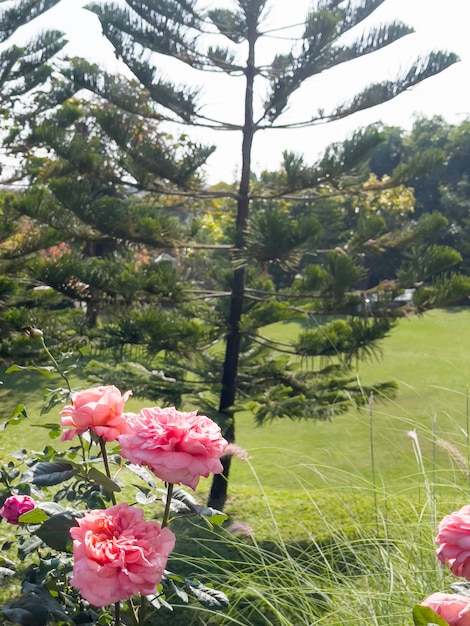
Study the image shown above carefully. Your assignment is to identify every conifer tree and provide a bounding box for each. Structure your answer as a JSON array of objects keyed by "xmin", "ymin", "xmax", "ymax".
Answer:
[
  {"xmin": 0, "ymin": 97, "xmax": 216, "ymax": 369},
  {"xmin": 0, "ymin": 0, "xmax": 65, "ymax": 105}
]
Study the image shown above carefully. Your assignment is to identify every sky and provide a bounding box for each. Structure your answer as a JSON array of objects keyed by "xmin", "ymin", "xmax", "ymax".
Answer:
[{"xmin": 8, "ymin": 0, "xmax": 470, "ymax": 183}]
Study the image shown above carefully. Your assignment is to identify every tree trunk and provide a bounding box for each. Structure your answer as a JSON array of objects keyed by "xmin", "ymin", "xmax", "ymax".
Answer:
[{"xmin": 208, "ymin": 15, "xmax": 257, "ymax": 511}]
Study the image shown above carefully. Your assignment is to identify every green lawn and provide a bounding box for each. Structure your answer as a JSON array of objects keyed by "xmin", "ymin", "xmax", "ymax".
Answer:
[{"xmin": 226, "ymin": 308, "xmax": 470, "ymax": 493}]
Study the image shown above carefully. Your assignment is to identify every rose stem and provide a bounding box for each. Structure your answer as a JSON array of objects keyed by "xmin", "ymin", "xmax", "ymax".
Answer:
[
  {"xmin": 139, "ymin": 595, "xmax": 147, "ymax": 624},
  {"xmin": 162, "ymin": 483, "xmax": 174, "ymax": 529},
  {"xmin": 99, "ymin": 437, "xmax": 116, "ymax": 505},
  {"xmin": 38, "ymin": 333, "xmax": 72, "ymax": 394},
  {"xmin": 37, "ymin": 332, "xmax": 89, "ymax": 463},
  {"xmin": 114, "ymin": 601, "xmax": 120, "ymax": 626}
]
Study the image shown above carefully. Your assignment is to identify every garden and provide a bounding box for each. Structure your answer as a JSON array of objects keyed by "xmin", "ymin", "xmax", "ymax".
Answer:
[
  {"xmin": 2, "ymin": 309, "xmax": 470, "ymax": 625},
  {"xmin": 2, "ymin": 1, "xmax": 470, "ymax": 624}
]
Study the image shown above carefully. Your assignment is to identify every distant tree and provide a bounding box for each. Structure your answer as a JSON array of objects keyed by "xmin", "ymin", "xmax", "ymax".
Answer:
[{"xmin": 372, "ymin": 117, "xmax": 470, "ymax": 275}]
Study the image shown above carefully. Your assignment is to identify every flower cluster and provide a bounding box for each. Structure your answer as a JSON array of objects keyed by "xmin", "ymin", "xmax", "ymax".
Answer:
[
  {"xmin": 419, "ymin": 504, "xmax": 470, "ymax": 624},
  {"xmin": 57, "ymin": 385, "xmax": 228, "ymax": 608},
  {"xmin": 60, "ymin": 385, "xmax": 228, "ymax": 490}
]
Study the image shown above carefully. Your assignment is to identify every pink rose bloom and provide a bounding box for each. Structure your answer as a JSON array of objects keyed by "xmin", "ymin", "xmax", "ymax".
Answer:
[
  {"xmin": 421, "ymin": 592, "xmax": 470, "ymax": 625},
  {"xmin": 436, "ymin": 505, "xmax": 470, "ymax": 579},
  {"xmin": 60, "ymin": 385, "xmax": 132, "ymax": 442},
  {"xmin": 119, "ymin": 406, "xmax": 228, "ymax": 490},
  {"xmin": 70, "ymin": 502, "xmax": 175, "ymax": 607},
  {"xmin": 0, "ymin": 495, "xmax": 35, "ymax": 525}
]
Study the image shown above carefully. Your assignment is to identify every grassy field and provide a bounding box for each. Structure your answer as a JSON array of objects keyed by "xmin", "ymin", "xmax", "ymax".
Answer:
[
  {"xmin": 1, "ymin": 307, "xmax": 470, "ymax": 624},
  {"xmin": 227, "ymin": 307, "xmax": 470, "ymax": 492}
]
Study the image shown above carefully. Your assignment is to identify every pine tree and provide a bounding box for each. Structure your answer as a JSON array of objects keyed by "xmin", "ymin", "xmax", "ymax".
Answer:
[
  {"xmin": 0, "ymin": 0, "xmax": 66, "ymax": 105},
  {"xmin": 0, "ymin": 97, "xmax": 217, "ymax": 367}
]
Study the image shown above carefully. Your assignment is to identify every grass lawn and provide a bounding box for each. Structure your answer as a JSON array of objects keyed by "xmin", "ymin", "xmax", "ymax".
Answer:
[{"xmin": 226, "ymin": 307, "xmax": 470, "ymax": 493}]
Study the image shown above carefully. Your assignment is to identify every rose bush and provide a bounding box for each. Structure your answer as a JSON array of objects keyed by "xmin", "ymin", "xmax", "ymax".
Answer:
[
  {"xmin": 0, "ymin": 339, "xmax": 231, "ymax": 626},
  {"xmin": 119, "ymin": 406, "xmax": 228, "ymax": 489},
  {"xmin": 420, "ymin": 592, "xmax": 470, "ymax": 626},
  {"xmin": 70, "ymin": 502, "xmax": 175, "ymax": 606},
  {"xmin": 436, "ymin": 504, "xmax": 470, "ymax": 580},
  {"xmin": 60, "ymin": 385, "xmax": 132, "ymax": 442},
  {"xmin": 0, "ymin": 494, "xmax": 35, "ymax": 525}
]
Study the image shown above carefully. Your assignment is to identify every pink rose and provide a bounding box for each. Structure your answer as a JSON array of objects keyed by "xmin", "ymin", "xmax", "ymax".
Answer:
[
  {"xmin": 0, "ymin": 495, "xmax": 35, "ymax": 525},
  {"xmin": 118, "ymin": 406, "xmax": 228, "ymax": 490},
  {"xmin": 60, "ymin": 385, "xmax": 132, "ymax": 442},
  {"xmin": 436, "ymin": 505, "xmax": 470, "ymax": 579},
  {"xmin": 421, "ymin": 592, "xmax": 470, "ymax": 625},
  {"xmin": 70, "ymin": 503, "xmax": 175, "ymax": 607}
]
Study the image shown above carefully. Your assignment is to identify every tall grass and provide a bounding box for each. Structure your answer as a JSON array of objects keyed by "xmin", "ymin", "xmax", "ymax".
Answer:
[{"xmin": 146, "ymin": 444, "xmax": 465, "ymax": 626}]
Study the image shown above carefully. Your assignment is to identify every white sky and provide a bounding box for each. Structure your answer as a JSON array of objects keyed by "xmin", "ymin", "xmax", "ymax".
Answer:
[{"xmin": 9, "ymin": 0, "xmax": 470, "ymax": 183}]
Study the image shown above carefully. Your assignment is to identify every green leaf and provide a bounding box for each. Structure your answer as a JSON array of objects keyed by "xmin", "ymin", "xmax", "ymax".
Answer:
[
  {"xmin": 6, "ymin": 364, "xmax": 57, "ymax": 377},
  {"xmin": 1, "ymin": 584, "xmax": 74, "ymax": 625},
  {"xmin": 0, "ymin": 555, "xmax": 16, "ymax": 569},
  {"xmin": 136, "ymin": 490, "xmax": 157, "ymax": 505},
  {"xmin": 149, "ymin": 595, "xmax": 173, "ymax": 611},
  {"xmin": 18, "ymin": 509, "xmax": 49, "ymax": 524},
  {"xmin": 40, "ymin": 388, "xmax": 71, "ymax": 415},
  {"xmin": 0, "ymin": 566, "xmax": 15, "ymax": 578},
  {"xmin": 168, "ymin": 579, "xmax": 189, "ymax": 603},
  {"xmin": 23, "ymin": 462, "xmax": 77, "ymax": 486},
  {"xmin": 185, "ymin": 580, "xmax": 229, "ymax": 610},
  {"xmin": 165, "ymin": 487, "xmax": 196, "ymax": 513},
  {"xmin": 126, "ymin": 463, "xmax": 156, "ymax": 487},
  {"xmin": 451, "ymin": 581, "xmax": 470, "ymax": 596},
  {"xmin": 166, "ymin": 489, "xmax": 227, "ymax": 524},
  {"xmin": 32, "ymin": 423, "xmax": 61, "ymax": 439},
  {"xmin": 196, "ymin": 507, "xmax": 228, "ymax": 526},
  {"xmin": 38, "ymin": 502, "xmax": 66, "ymax": 516},
  {"xmin": 18, "ymin": 536, "xmax": 43, "ymax": 558},
  {"xmin": 0, "ymin": 404, "xmax": 28, "ymax": 430},
  {"xmin": 87, "ymin": 467, "xmax": 121, "ymax": 493},
  {"xmin": 1, "ymin": 608, "xmax": 36, "ymax": 625},
  {"xmin": 34, "ymin": 511, "xmax": 80, "ymax": 552},
  {"xmin": 412, "ymin": 604, "xmax": 449, "ymax": 625}
]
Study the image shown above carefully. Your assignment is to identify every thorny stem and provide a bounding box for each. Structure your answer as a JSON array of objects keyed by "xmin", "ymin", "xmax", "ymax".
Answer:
[
  {"xmin": 99, "ymin": 437, "xmax": 117, "ymax": 505},
  {"xmin": 162, "ymin": 483, "xmax": 174, "ymax": 529},
  {"xmin": 35, "ymin": 330, "xmax": 89, "ymax": 462},
  {"xmin": 77, "ymin": 435, "xmax": 87, "ymax": 464}
]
